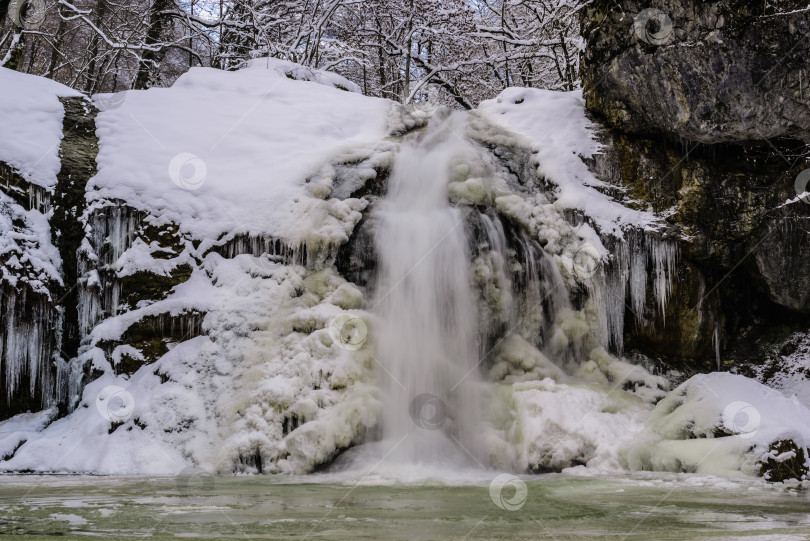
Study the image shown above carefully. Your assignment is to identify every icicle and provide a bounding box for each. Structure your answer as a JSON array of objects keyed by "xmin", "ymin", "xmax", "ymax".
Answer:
[
  {"xmin": 3, "ymin": 289, "xmax": 19, "ymax": 396},
  {"xmin": 650, "ymin": 238, "xmax": 678, "ymax": 322},
  {"xmin": 1, "ymin": 285, "xmax": 60, "ymax": 407},
  {"xmin": 628, "ymin": 234, "xmax": 648, "ymax": 322},
  {"xmin": 605, "ymin": 238, "xmax": 629, "ymax": 354},
  {"xmin": 68, "ymin": 357, "xmax": 84, "ymax": 411},
  {"xmin": 27, "ymin": 185, "xmax": 51, "ymax": 213},
  {"xmin": 217, "ymin": 234, "xmax": 330, "ymax": 268},
  {"xmin": 587, "ymin": 272, "xmax": 610, "ymax": 350},
  {"xmin": 713, "ymin": 323, "xmax": 721, "ymax": 371}
]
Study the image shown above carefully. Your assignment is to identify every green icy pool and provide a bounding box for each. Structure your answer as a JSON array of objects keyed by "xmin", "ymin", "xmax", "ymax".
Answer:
[{"xmin": 0, "ymin": 474, "xmax": 808, "ymax": 540}]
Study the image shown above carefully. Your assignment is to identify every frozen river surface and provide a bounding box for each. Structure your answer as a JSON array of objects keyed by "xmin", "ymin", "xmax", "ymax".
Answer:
[{"xmin": 0, "ymin": 473, "xmax": 808, "ymax": 540}]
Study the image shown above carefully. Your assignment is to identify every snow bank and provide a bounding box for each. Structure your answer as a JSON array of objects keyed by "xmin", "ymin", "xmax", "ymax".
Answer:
[
  {"xmin": 251, "ymin": 57, "xmax": 362, "ymax": 93},
  {"xmin": 624, "ymin": 373, "xmax": 810, "ymax": 478},
  {"xmin": 1, "ymin": 59, "xmax": 394, "ymax": 475},
  {"xmin": 90, "ymin": 58, "xmax": 392, "ymax": 246},
  {"xmin": 0, "ymin": 408, "xmax": 57, "ymax": 460},
  {"xmin": 0, "ymin": 67, "xmax": 80, "ymax": 189}
]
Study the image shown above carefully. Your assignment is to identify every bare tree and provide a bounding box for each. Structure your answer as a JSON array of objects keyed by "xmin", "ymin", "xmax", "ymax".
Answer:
[{"xmin": 1, "ymin": 0, "xmax": 587, "ymax": 104}]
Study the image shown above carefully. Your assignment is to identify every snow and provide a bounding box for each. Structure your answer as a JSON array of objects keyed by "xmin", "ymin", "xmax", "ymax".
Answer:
[
  {"xmin": 87, "ymin": 266, "xmax": 217, "ymax": 344},
  {"xmin": 0, "ymin": 191, "xmax": 62, "ymax": 294},
  {"xmin": 0, "ymin": 408, "xmax": 57, "ymax": 459},
  {"xmin": 1, "ymin": 257, "xmax": 379, "ymax": 475},
  {"xmin": 0, "ymin": 67, "xmax": 80, "ymax": 189},
  {"xmin": 89, "ymin": 58, "xmax": 392, "ymax": 248},
  {"xmin": 255, "ymin": 57, "xmax": 363, "ymax": 93},
  {"xmin": 623, "ymin": 373, "xmax": 810, "ymax": 478},
  {"xmin": 477, "ymin": 88, "xmax": 661, "ymax": 236},
  {"xmin": 751, "ymin": 331, "xmax": 810, "ymax": 408},
  {"xmin": 499, "ymin": 377, "xmax": 652, "ymax": 472},
  {"xmin": 0, "ymin": 59, "xmax": 393, "ymax": 475}
]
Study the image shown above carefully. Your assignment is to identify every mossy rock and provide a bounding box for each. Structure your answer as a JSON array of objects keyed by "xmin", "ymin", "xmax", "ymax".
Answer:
[
  {"xmin": 760, "ymin": 440, "xmax": 809, "ymax": 482},
  {"xmin": 101, "ymin": 310, "xmax": 206, "ymax": 374},
  {"xmin": 120, "ymin": 264, "xmax": 193, "ymax": 308},
  {"xmin": 138, "ymin": 221, "xmax": 186, "ymax": 259}
]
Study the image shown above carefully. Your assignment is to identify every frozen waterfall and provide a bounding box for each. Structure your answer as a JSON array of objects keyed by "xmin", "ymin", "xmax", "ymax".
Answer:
[{"xmin": 372, "ymin": 111, "xmax": 487, "ymax": 467}]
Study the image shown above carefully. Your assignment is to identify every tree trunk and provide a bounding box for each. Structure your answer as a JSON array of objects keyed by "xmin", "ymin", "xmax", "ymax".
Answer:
[{"xmin": 134, "ymin": 0, "xmax": 174, "ymax": 89}]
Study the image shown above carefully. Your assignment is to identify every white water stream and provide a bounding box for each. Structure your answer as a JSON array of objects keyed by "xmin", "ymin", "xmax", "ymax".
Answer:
[{"xmin": 372, "ymin": 111, "xmax": 486, "ymax": 468}]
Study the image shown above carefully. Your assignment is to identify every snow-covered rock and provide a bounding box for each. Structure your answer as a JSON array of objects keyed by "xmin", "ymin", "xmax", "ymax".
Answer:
[
  {"xmin": 0, "ymin": 67, "xmax": 80, "ymax": 189},
  {"xmin": 90, "ymin": 58, "xmax": 392, "ymax": 247},
  {"xmin": 623, "ymin": 373, "xmax": 810, "ymax": 480}
]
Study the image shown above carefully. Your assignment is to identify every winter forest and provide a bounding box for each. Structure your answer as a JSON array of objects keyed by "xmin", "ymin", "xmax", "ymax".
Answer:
[
  {"xmin": 1, "ymin": 0, "xmax": 581, "ymax": 105},
  {"xmin": 1, "ymin": 0, "xmax": 810, "ymax": 539}
]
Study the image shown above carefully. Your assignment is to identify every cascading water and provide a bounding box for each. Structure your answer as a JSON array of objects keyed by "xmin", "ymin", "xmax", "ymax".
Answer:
[
  {"xmin": 372, "ymin": 111, "xmax": 486, "ymax": 467},
  {"xmin": 351, "ymin": 111, "xmax": 600, "ymax": 473}
]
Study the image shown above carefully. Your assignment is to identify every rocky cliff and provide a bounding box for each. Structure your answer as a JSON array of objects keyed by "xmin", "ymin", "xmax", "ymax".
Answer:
[{"xmin": 581, "ymin": 0, "xmax": 810, "ymax": 369}]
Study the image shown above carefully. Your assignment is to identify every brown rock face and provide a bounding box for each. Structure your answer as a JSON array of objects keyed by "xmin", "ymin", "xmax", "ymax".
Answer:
[{"xmin": 581, "ymin": 1, "xmax": 810, "ymax": 367}]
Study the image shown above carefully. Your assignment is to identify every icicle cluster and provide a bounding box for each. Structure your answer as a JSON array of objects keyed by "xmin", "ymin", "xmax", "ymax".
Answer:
[
  {"xmin": 215, "ymin": 234, "xmax": 342, "ymax": 270},
  {"xmin": 78, "ymin": 204, "xmax": 143, "ymax": 336},
  {"xmin": 0, "ymin": 190, "xmax": 63, "ymax": 412},
  {"xmin": 591, "ymin": 229, "xmax": 680, "ymax": 354},
  {"xmin": 27, "ymin": 185, "xmax": 51, "ymax": 214},
  {"xmin": 0, "ymin": 287, "xmax": 60, "ymax": 407}
]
